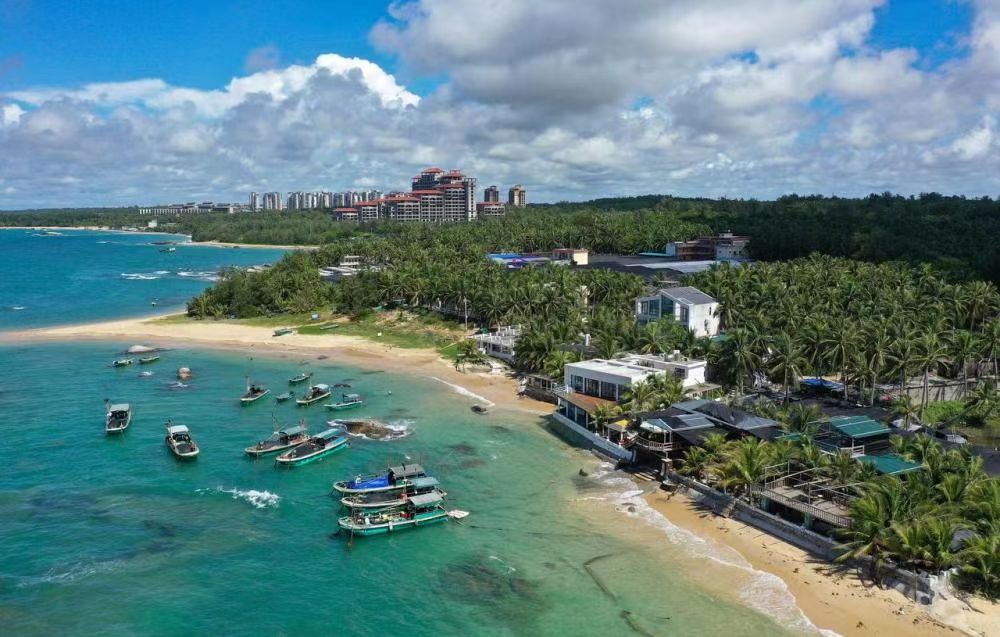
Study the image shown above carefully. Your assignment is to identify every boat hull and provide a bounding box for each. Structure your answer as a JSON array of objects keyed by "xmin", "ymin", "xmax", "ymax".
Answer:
[
  {"xmin": 332, "ymin": 478, "xmax": 417, "ymax": 495},
  {"xmin": 325, "ymin": 402, "xmax": 363, "ymax": 411},
  {"xmin": 296, "ymin": 392, "xmax": 331, "ymax": 406},
  {"xmin": 244, "ymin": 439, "xmax": 305, "ymax": 457},
  {"xmin": 240, "ymin": 390, "xmax": 271, "ymax": 404},
  {"xmin": 337, "ymin": 511, "xmax": 449, "ymax": 536},
  {"xmin": 275, "ymin": 439, "xmax": 347, "ymax": 466},
  {"xmin": 288, "ymin": 375, "xmax": 312, "ymax": 385}
]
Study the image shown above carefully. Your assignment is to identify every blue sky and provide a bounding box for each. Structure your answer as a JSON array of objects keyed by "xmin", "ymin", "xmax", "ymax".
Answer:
[{"xmin": 1, "ymin": 0, "xmax": 999, "ymax": 207}]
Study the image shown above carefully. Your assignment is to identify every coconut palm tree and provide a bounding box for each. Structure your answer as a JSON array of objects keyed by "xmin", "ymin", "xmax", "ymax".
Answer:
[
  {"xmin": 838, "ymin": 477, "xmax": 913, "ymax": 580},
  {"xmin": 892, "ymin": 395, "xmax": 920, "ymax": 429},
  {"xmin": 915, "ymin": 332, "xmax": 949, "ymax": 416},
  {"xmin": 768, "ymin": 332, "xmax": 808, "ymax": 403}
]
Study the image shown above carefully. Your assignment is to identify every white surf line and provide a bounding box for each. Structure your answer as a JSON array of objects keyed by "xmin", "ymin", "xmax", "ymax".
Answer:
[{"xmin": 430, "ymin": 376, "xmax": 496, "ymax": 407}]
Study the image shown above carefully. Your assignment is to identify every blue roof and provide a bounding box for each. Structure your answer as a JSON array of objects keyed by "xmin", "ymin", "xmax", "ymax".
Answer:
[{"xmin": 859, "ymin": 454, "xmax": 922, "ymax": 475}]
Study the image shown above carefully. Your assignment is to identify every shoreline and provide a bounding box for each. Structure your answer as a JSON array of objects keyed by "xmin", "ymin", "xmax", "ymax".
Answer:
[
  {"xmin": 5, "ymin": 312, "xmax": 999, "ymax": 636},
  {"xmin": 0, "ymin": 226, "xmax": 313, "ymax": 251},
  {"xmin": 0, "ymin": 313, "xmax": 551, "ymax": 416},
  {"xmin": 643, "ymin": 488, "xmax": 1000, "ymax": 637}
]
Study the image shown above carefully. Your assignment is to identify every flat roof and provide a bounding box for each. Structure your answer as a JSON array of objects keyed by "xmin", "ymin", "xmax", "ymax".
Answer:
[
  {"xmin": 409, "ymin": 492, "xmax": 443, "ymax": 506},
  {"xmin": 566, "ymin": 358, "xmax": 662, "ymax": 381},
  {"xmin": 829, "ymin": 415, "xmax": 890, "ymax": 439},
  {"xmin": 389, "ymin": 463, "xmax": 425, "ymax": 478},
  {"xmin": 109, "ymin": 403, "xmax": 130, "ymax": 411},
  {"xmin": 657, "ymin": 286, "xmax": 717, "ymax": 305},
  {"xmin": 858, "ymin": 454, "xmax": 922, "ymax": 475}
]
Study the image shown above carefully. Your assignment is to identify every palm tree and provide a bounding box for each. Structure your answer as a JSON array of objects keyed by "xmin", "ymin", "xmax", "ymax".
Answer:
[
  {"xmin": 827, "ymin": 451, "xmax": 858, "ymax": 485},
  {"xmin": 888, "ymin": 517, "xmax": 962, "ymax": 573},
  {"xmin": 958, "ymin": 535, "xmax": 1000, "ymax": 600},
  {"xmin": 950, "ymin": 330, "xmax": 981, "ymax": 397},
  {"xmin": 892, "ymin": 395, "xmax": 920, "ymax": 429},
  {"xmin": 783, "ymin": 403, "xmax": 823, "ymax": 438},
  {"xmin": 716, "ymin": 437, "xmax": 773, "ymax": 496},
  {"xmin": 622, "ymin": 381, "xmax": 656, "ymax": 414},
  {"xmin": 914, "ymin": 332, "xmax": 949, "ymax": 416},
  {"xmin": 722, "ymin": 327, "xmax": 759, "ymax": 395},
  {"xmin": 768, "ymin": 332, "xmax": 807, "ymax": 403},
  {"xmin": 678, "ymin": 446, "xmax": 713, "ymax": 482},
  {"xmin": 838, "ymin": 477, "xmax": 913, "ymax": 580}
]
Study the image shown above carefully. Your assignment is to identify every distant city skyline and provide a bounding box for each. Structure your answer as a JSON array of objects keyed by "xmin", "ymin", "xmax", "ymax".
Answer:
[{"xmin": 2, "ymin": 2, "xmax": 999, "ymax": 209}]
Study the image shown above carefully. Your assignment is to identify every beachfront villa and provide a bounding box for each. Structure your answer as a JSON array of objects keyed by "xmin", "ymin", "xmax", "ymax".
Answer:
[
  {"xmin": 634, "ymin": 286, "xmax": 720, "ymax": 337},
  {"xmin": 469, "ymin": 325, "xmax": 521, "ymax": 362}
]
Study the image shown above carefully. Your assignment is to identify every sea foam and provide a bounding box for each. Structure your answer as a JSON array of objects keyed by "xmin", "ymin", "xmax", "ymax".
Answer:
[
  {"xmin": 430, "ymin": 377, "xmax": 495, "ymax": 407},
  {"xmin": 198, "ymin": 486, "xmax": 280, "ymax": 509},
  {"xmin": 15, "ymin": 559, "xmax": 123, "ymax": 589},
  {"xmin": 589, "ymin": 465, "xmax": 841, "ymax": 637}
]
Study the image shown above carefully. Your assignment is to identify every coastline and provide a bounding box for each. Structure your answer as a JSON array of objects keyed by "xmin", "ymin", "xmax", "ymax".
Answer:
[
  {"xmin": 0, "ymin": 226, "xmax": 313, "ymax": 251},
  {"xmin": 644, "ymin": 489, "xmax": 1000, "ymax": 637},
  {"xmin": 0, "ymin": 313, "xmax": 550, "ymax": 416},
  {"xmin": 5, "ymin": 311, "xmax": 999, "ymax": 636}
]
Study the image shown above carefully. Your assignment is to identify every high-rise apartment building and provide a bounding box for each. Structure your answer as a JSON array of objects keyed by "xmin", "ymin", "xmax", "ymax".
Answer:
[
  {"xmin": 508, "ymin": 184, "xmax": 526, "ymax": 207},
  {"xmin": 248, "ymin": 191, "xmax": 260, "ymax": 211},
  {"xmin": 262, "ymin": 192, "xmax": 283, "ymax": 211},
  {"xmin": 484, "ymin": 185, "xmax": 500, "ymax": 202}
]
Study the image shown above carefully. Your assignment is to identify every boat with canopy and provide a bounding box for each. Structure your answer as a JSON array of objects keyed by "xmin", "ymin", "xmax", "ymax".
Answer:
[
  {"xmin": 337, "ymin": 492, "xmax": 451, "ymax": 536},
  {"xmin": 288, "ymin": 370, "xmax": 313, "ymax": 385},
  {"xmin": 240, "ymin": 378, "xmax": 271, "ymax": 404},
  {"xmin": 165, "ymin": 422, "xmax": 199, "ymax": 459},
  {"xmin": 275, "ymin": 427, "xmax": 348, "ymax": 466},
  {"xmin": 296, "ymin": 384, "xmax": 331, "ymax": 406},
  {"xmin": 325, "ymin": 393, "xmax": 364, "ymax": 410},
  {"xmin": 105, "ymin": 401, "xmax": 132, "ymax": 434},
  {"xmin": 339, "ymin": 477, "xmax": 443, "ymax": 509},
  {"xmin": 245, "ymin": 423, "xmax": 310, "ymax": 457},
  {"xmin": 332, "ymin": 463, "xmax": 427, "ymax": 494}
]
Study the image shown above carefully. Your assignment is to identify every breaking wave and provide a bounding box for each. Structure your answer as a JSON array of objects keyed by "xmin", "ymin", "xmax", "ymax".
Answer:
[
  {"xmin": 177, "ymin": 270, "xmax": 220, "ymax": 282},
  {"xmin": 588, "ymin": 465, "xmax": 840, "ymax": 637},
  {"xmin": 121, "ymin": 273, "xmax": 159, "ymax": 281},
  {"xmin": 197, "ymin": 486, "xmax": 280, "ymax": 509},
  {"xmin": 430, "ymin": 377, "xmax": 495, "ymax": 407}
]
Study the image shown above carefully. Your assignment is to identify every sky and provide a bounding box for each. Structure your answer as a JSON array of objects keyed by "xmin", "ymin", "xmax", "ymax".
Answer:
[{"xmin": 1, "ymin": 0, "xmax": 999, "ymax": 208}]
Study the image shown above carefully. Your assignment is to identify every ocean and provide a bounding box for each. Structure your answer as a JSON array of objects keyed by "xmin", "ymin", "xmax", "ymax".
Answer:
[
  {"xmin": 0, "ymin": 231, "xmax": 819, "ymax": 636},
  {"xmin": 0, "ymin": 229, "xmax": 288, "ymax": 329}
]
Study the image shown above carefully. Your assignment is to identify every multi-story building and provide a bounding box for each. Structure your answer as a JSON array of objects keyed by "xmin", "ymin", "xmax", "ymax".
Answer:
[
  {"xmin": 476, "ymin": 202, "xmax": 506, "ymax": 218},
  {"xmin": 262, "ymin": 192, "xmax": 283, "ymax": 211},
  {"xmin": 634, "ymin": 286, "xmax": 720, "ymax": 337},
  {"xmin": 664, "ymin": 232, "xmax": 750, "ymax": 261},
  {"xmin": 508, "ymin": 184, "xmax": 526, "ymax": 207},
  {"xmin": 484, "ymin": 185, "xmax": 500, "ymax": 202},
  {"xmin": 248, "ymin": 192, "xmax": 260, "ymax": 211}
]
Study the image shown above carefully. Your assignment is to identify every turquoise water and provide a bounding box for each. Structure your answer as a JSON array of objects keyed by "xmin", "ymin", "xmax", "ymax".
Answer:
[
  {"xmin": 0, "ymin": 229, "xmax": 287, "ymax": 329},
  {"xmin": 0, "ymin": 343, "xmax": 811, "ymax": 636}
]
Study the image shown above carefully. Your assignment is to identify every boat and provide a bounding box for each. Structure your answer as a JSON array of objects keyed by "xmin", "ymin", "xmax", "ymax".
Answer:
[
  {"xmin": 339, "ymin": 477, "xmax": 443, "ymax": 509},
  {"xmin": 296, "ymin": 384, "xmax": 331, "ymax": 406},
  {"xmin": 159, "ymin": 247, "xmax": 176, "ymax": 253},
  {"xmin": 274, "ymin": 428, "xmax": 348, "ymax": 467},
  {"xmin": 336, "ymin": 492, "xmax": 451, "ymax": 536},
  {"xmin": 105, "ymin": 401, "xmax": 132, "ymax": 434},
  {"xmin": 244, "ymin": 423, "xmax": 310, "ymax": 457},
  {"xmin": 240, "ymin": 379, "xmax": 271, "ymax": 404},
  {"xmin": 139, "ymin": 355, "xmax": 161, "ymax": 364},
  {"xmin": 275, "ymin": 391, "xmax": 294, "ymax": 402},
  {"xmin": 471, "ymin": 405, "xmax": 489, "ymax": 415},
  {"xmin": 333, "ymin": 382, "xmax": 352, "ymax": 388},
  {"xmin": 273, "ymin": 328, "xmax": 294, "ymax": 337},
  {"xmin": 112, "ymin": 358, "xmax": 134, "ymax": 367},
  {"xmin": 165, "ymin": 423, "xmax": 199, "ymax": 459},
  {"xmin": 288, "ymin": 370, "xmax": 313, "ymax": 385},
  {"xmin": 325, "ymin": 393, "xmax": 364, "ymax": 411},
  {"xmin": 332, "ymin": 464, "xmax": 427, "ymax": 494}
]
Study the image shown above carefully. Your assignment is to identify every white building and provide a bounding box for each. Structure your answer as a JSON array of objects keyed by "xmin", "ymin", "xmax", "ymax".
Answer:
[
  {"xmin": 564, "ymin": 352, "xmax": 707, "ymax": 398},
  {"xmin": 470, "ymin": 326, "xmax": 522, "ymax": 362},
  {"xmin": 634, "ymin": 286, "xmax": 719, "ymax": 337}
]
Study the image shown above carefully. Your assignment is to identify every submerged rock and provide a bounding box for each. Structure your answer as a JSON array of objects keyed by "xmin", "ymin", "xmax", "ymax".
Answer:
[
  {"xmin": 447, "ymin": 442, "xmax": 476, "ymax": 456},
  {"xmin": 337, "ymin": 419, "xmax": 411, "ymax": 441}
]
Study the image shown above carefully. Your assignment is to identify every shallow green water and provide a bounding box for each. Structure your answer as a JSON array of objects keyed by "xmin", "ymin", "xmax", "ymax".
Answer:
[{"xmin": 0, "ymin": 343, "xmax": 813, "ymax": 636}]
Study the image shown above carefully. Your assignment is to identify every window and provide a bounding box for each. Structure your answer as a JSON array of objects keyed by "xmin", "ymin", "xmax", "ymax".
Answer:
[
  {"xmin": 571, "ymin": 375, "xmax": 584, "ymax": 392},
  {"xmin": 679, "ymin": 306, "xmax": 689, "ymax": 326},
  {"xmin": 673, "ymin": 368, "xmax": 687, "ymax": 380}
]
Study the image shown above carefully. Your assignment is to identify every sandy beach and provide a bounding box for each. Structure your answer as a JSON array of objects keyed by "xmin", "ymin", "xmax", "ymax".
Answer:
[
  {"xmin": 645, "ymin": 490, "xmax": 1000, "ymax": 637},
  {"xmin": 182, "ymin": 239, "xmax": 317, "ymax": 250},
  {"xmin": 5, "ymin": 312, "xmax": 999, "ymax": 636},
  {"xmin": 2, "ymin": 313, "xmax": 551, "ymax": 415}
]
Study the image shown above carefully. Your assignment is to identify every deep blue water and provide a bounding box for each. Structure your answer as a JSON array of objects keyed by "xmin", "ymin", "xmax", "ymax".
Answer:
[{"xmin": 0, "ymin": 229, "xmax": 287, "ymax": 329}]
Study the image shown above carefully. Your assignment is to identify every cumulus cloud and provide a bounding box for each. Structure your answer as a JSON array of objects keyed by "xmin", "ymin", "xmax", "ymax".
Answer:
[{"xmin": 1, "ymin": 0, "xmax": 1000, "ymax": 208}]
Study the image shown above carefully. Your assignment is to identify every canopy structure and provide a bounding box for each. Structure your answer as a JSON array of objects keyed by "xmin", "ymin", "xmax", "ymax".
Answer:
[
  {"xmin": 801, "ymin": 377, "xmax": 845, "ymax": 392},
  {"xmin": 408, "ymin": 492, "xmax": 444, "ymax": 507},
  {"xmin": 828, "ymin": 415, "xmax": 890, "ymax": 440},
  {"xmin": 389, "ymin": 463, "xmax": 425, "ymax": 478},
  {"xmin": 316, "ymin": 428, "xmax": 344, "ymax": 440},
  {"xmin": 281, "ymin": 425, "xmax": 306, "ymax": 436},
  {"xmin": 858, "ymin": 454, "xmax": 922, "ymax": 475},
  {"xmin": 312, "ymin": 384, "xmax": 331, "ymax": 391},
  {"xmin": 109, "ymin": 403, "xmax": 130, "ymax": 413},
  {"xmin": 411, "ymin": 476, "xmax": 440, "ymax": 489},
  {"xmin": 167, "ymin": 424, "xmax": 189, "ymax": 434}
]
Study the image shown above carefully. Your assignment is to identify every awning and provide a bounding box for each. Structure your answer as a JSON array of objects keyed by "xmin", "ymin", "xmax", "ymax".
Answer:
[
  {"xmin": 858, "ymin": 454, "xmax": 922, "ymax": 475},
  {"xmin": 408, "ymin": 492, "xmax": 443, "ymax": 506},
  {"xmin": 829, "ymin": 416, "xmax": 890, "ymax": 440}
]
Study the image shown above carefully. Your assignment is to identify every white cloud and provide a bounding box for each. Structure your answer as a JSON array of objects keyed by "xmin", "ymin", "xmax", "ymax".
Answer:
[{"xmin": 1, "ymin": 0, "xmax": 1000, "ymax": 208}]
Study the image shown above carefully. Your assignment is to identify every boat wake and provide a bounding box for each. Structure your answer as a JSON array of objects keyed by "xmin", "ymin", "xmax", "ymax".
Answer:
[
  {"xmin": 15, "ymin": 559, "xmax": 123, "ymax": 589},
  {"xmin": 9, "ymin": 305, "xmax": 26, "ymax": 311},
  {"xmin": 177, "ymin": 270, "xmax": 220, "ymax": 282},
  {"xmin": 588, "ymin": 466, "xmax": 840, "ymax": 637},
  {"xmin": 197, "ymin": 486, "xmax": 280, "ymax": 509},
  {"xmin": 121, "ymin": 272, "xmax": 160, "ymax": 281},
  {"xmin": 430, "ymin": 377, "xmax": 495, "ymax": 407}
]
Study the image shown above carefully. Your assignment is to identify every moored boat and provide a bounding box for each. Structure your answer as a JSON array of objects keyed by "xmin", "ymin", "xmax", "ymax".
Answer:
[
  {"xmin": 332, "ymin": 463, "xmax": 427, "ymax": 494},
  {"xmin": 240, "ymin": 379, "xmax": 271, "ymax": 404},
  {"xmin": 339, "ymin": 477, "xmax": 443, "ymax": 509},
  {"xmin": 139, "ymin": 355, "xmax": 161, "ymax": 364},
  {"xmin": 296, "ymin": 384, "xmax": 331, "ymax": 406},
  {"xmin": 159, "ymin": 247, "xmax": 176, "ymax": 253},
  {"xmin": 325, "ymin": 393, "xmax": 364, "ymax": 411},
  {"xmin": 245, "ymin": 423, "xmax": 310, "ymax": 457},
  {"xmin": 112, "ymin": 358, "xmax": 134, "ymax": 367},
  {"xmin": 275, "ymin": 428, "xmax": 348, "ymax": 467},
  {"xmin": 105, "ymin": 401, "xmax": 132, "ymax": 434},
  {"xmin": 337, "ymin": 492, "xmax": 451, "ymax": 536},
  {"xmin": 288, "ymin": 370, "xmax": 313, "ymax": 384},
  {"xmin": 275, "ymin": 391, "xmax": 294, "ymax": 402},
  {"xmin": 165, "ymin": 422, "xmax": 199, "ymax": 459},
  {"xmin": 273, "ymin": 328, "xmax": 293, "ymax": 337}
]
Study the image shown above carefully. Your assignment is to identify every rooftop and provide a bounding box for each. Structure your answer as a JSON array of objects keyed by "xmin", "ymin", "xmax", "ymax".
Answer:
[
  {"xmin": 828, "ymin": 415, "xmax": 890, "ymax": 440},
  {"xmin": 858, "ymin": 454, "xmax": 922, "ymax": 475},
  {"xmin": 657, "ymin": 286, "xmax": 717, "ymax": 305}
]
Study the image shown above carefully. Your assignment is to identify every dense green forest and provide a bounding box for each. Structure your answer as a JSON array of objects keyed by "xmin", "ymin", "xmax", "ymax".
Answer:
[{"xmin": 3, "ymin": 191, "xmax": 999, "ymax": 281}]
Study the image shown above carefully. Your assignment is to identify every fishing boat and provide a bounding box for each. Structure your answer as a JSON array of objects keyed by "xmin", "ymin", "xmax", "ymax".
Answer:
[
  {"xmin": 333, "ymin": 382, "xmax": 352, "ymax": 388},
  {"xmin": 165, "ymin": 423, "xmax": 199, "ymax": 459},
  {"xmin": 332, "ymin": 463, "xmax": 427, "ymax": 494},
  {"xmin": 273, "ymin": 328, "xmax": 293, "ymax": 337},
  {"xmin": 337, "ymin": 492, "xmax": 451, "ymax": 536},
  {"xmin": 325, "ymin": 393, "xmax": 364, "ymax": 411},
  {"xmin": 139, "ymin": 355, "xmax": 161, "ymax": 364},
  {"xmin": 288, "ymin": 370, "xmax": 313, "ymax": 385},
  {"xmin": 339, "ymin": 477, "xmax": 443, "ymax": 509},
  {"xmin": 105, "ymin": 401, "xmax": 132, "ymax": 434},
  {"xmin": 274, "ymin": 428, "xmax": 348, "ymax": 467},
  {"xmin": 112, "ymin": 358, "xmax": 134, "ymax": 367},
  {"xmin": 296, "ymin": 384, "xmax": 331, "ymax": 406},
  {"xmin": 275, "ymin": 391, "xmax": 294, "ymax": 402},
  {"xmin": 240, "ymin": 379, "xmax": 271, "ymax": 404},
  {"xmin": 244, "ymin": 423, "xmax": 310, "ymax": 457},
  {"xmin": 159, "ymin": 247, "xmax": 176, "ymax": 253}
]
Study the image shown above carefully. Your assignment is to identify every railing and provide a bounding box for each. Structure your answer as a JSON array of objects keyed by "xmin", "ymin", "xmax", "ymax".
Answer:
[{"xmin": 633, "ymin": 438, "xmax": 675, "ymax": 452}]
